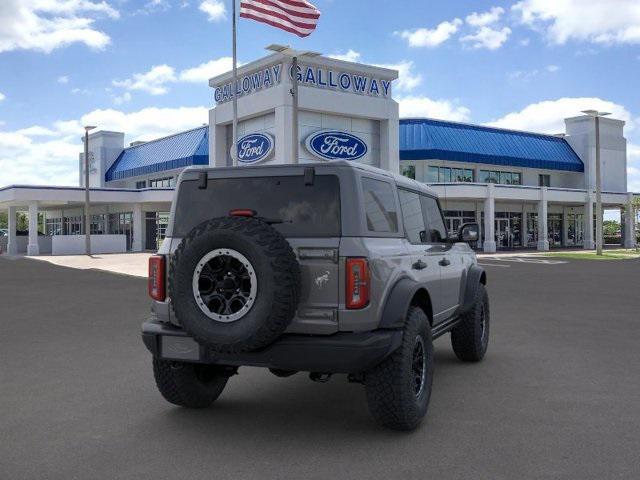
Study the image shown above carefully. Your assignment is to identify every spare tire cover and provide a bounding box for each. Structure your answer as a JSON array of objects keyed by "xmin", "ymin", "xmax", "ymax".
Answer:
[{"xmin": 169, "ymin": 216, "xmax": 300, "ymax": 353}]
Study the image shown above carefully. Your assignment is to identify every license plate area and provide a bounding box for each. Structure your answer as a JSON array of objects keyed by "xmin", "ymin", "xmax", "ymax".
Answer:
[{"xmin": 161, "ymin": 335, "xmax": 201, "ymax": 361}]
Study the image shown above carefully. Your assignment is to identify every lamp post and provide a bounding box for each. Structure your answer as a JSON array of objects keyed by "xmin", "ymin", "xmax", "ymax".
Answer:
[
  {"xmin": 581, "ymin": 110, "xmax": 610, "ymax": 256},
  {"xmin": 266, "ymin": 44, "xmax": 321, "ymax": 164},
  {"xmin": 83, "ymin": 125, "xmax": 96, "ymax": 255}
]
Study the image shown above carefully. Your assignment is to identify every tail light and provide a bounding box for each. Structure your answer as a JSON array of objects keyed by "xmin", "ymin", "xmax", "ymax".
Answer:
[
  {"xmin": 148, "ymin": 255, "xmax": 166, "ymax": 301},
  {"xmin": 346, "ymin": 258, "xmax": 369, "ymax": 309}
]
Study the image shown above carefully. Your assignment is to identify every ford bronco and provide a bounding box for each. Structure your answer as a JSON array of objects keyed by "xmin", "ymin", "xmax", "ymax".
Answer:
[{"xmin": 142, "ymin": 161, "xmax": 489, "ymax": 430}]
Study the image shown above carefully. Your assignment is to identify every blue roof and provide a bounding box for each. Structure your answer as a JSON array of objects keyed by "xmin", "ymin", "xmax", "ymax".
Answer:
[
  {"xmin": 399, "ymin": 118, "xmax": 584, "ymax": 172},
  {"xmin": 105, "ymin": 126, "xmax": 209, "ymax": 181}
]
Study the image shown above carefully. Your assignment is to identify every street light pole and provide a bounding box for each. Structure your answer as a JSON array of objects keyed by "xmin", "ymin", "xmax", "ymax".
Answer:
[
  {"xmin": 83, "ymin": 126, "xmax": 96, "ymax": 256},
  {"xmin": 594, "ymin": 115, "xmax": 603, "ymax": 256},
  {"xmin": 582, "ymin": 110, "xmax": 610, "ymax": 256},
  {"xmin": 265, "ymin": 45, "xmax": 320, "ymax": 165}
]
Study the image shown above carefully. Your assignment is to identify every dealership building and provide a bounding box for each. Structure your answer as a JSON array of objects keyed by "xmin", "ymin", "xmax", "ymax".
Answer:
[{"xmin": 0, "ymin": 52, "xmax": 637, "ymax": 255}]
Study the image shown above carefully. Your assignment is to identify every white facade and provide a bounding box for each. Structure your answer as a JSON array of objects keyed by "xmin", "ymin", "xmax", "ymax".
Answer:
[
  {"xmin": 0, "ymin": 52, "xmax": 637, "ymax": 256},
  {"xmin": 208, "ymin": 53, "xmax": 399, "ymax": 172}
]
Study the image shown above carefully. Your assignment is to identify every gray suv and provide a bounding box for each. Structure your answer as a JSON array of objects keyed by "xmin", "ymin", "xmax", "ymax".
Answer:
[{"xmin": 142, "ymin": 161, "xmax": 489, "ymax": 430}]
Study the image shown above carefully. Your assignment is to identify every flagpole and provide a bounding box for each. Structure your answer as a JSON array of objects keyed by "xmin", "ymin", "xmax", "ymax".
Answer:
[
  {"xmin": 291, "ymin": 55, "xmax": 299, "ymax": 164},
  {"xmin": 231, "ymin": 0, "xmax": 238, "ymax": 167}
]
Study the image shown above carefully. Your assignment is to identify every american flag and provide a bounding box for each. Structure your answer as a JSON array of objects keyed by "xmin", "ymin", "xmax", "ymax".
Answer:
[{"xmin": 240, "ymin": 0, "xmax": 321, "ymax": 38}]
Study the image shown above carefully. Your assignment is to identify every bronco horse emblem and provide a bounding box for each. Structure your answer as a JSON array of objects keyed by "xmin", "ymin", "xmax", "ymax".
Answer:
[{"xmin": 314, "ymin": 271, "xmax": 331, "ymax": 288}]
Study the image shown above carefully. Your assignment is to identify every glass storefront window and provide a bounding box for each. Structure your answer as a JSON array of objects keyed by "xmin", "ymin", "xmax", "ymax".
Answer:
[
  {"xmin": 480, "ymin": 170, "xmax": 521, "ymax": 185},
  {"xmin": 426, "ymin": 166, "xmax": 439, "ymax": 183},
  {"xmin": 401, "ymin": 165, "xmax": 416, "ymax": 180},
  {"xmin": 426, "ymin": 166, "xmax": 473, "ymax": 183}
]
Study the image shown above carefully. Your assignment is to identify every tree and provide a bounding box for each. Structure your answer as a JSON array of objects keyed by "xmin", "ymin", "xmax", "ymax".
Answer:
[{"xmin": 603, "ymin": 220, "xmax": 620, "ymax": 237}]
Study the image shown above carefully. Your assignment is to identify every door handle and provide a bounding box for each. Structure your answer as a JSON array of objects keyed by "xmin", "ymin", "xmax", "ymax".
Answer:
[
  {"xmin": 412, "ymin": 259, "xmax": 427, "ymax": 270},
  {"xmin": 439, "ymin": 258, "xmax": 451, "ymax": 267}
]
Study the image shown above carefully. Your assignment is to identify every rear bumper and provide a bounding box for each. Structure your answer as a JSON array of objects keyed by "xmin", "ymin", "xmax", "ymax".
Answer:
[{"xmin": 141, "ymin": 320, "xmax": 402, "ymax": 374}]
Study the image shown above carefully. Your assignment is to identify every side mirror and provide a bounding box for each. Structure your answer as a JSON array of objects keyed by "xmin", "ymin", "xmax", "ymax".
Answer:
[{"xmin": 458, "ymin": 223, "xmax": 480, "ymax": 243}]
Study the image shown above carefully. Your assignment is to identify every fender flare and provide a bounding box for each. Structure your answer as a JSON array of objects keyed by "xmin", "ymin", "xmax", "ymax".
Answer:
[
  {"xmin": 458, "ymin": 264, "xmax": 487, "ymax": 315},
  {"xmin": 379, "ymin": 278, "xmax": 430, "ymax": 330}
]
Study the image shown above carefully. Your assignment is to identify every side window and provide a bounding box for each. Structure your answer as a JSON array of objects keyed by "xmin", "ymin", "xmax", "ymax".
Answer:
[
  {"xmin": 361, "ymin": 178, "xmax": 398, "ymax": 233},
  {"xmin": 398, "ymin": 189, "xmax": 427, "ymax": 244},
  {"xmin": 420, "ymin": 196, "xmax": 448, "ymax": 243}
]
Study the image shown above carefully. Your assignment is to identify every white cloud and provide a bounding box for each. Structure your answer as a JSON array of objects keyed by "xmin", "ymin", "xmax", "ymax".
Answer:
[
  {"xmin": 0, "ymin": 0, "xmax": 119, "ymax": 54},
  {"xmin": 179, "ymin": 57, "xmax": 234, "ymax": 82},
  {"xmin": 328, "ymin": 50, "xmax": 362, "ymax": 63},
  {"xmin": 513, "ymin": 0, "xmax": 640, "ymax": 45},
  {"xmin": 508, "ymin": 64, "xmax": 560, "ymax": 81},
  {"xmin": 398, "ymin": 96, "xmax": 471, "ymax": 122},
  {"xmin": 466, "ymin": 7, "xmax": 504, "ymax": 27},
  {"xmin": 461, "ymin": 26, "xmax": 511, "ymax": 50},
  {"xmin": 0, "ymin": 92, "xmax": 5, "ymax": 102},
  {"xmin": 396, "ymin": 19, "xmax": 463, "ymax": 48},
  {"xmin": 57, "ymin": 75, "xmax": 70, "ymax": 84},
  {"xmin": 199, "ymin": 0, "xmax": 226, "ymax": 22},
  {"xmin": 0, "ymin": 106, "xmax": 209, "ymax": 187},
  {"xmin": 113, "ymin": 64, "xmax": 177, "ymax": 95},
  {"xmin": 373, "ymin": 60, "xmax": 422, "ymax": 93},
  {"xmin": 113, "ymin": 91, "xmax": 132, "ymax": 105},
  {"xmin": 520, "ymin": 38, "xmax": 531, "ymax": 46},
  {"xmin": 486, "ymin": 97, "xmax": 635, "ymax": 134}
]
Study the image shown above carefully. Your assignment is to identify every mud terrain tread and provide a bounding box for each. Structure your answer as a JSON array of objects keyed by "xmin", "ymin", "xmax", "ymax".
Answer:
[
  {"xmin": 364, "ymin": 306, "xmax": 433, "ymax": 431},
  {"xmin": 451, "ymin": 283, "xmax": 489, "ymax": 362},
  {"xmin": 153, "ymin": 358, "xmax": 228, "ymax": 408},
  {"xmin": 169, "ymin": 217, "xmax": 300, "ymax": 353}
]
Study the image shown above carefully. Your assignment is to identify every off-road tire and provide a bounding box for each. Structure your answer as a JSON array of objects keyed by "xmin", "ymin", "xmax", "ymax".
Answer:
[
  {"xmin": 451, "ymin": 283, "xmax": 489, "ymax": 362},
  {"xmin": 169, "ymin": 217, "xmax": 300, "ymax": 353},
  {"xmin": 153, "ymin": 358, "xmax": 229, "ymax": 408},
  {"xmin": 364, "ymin": 306, "xmax": 433, "ymax": 431}
]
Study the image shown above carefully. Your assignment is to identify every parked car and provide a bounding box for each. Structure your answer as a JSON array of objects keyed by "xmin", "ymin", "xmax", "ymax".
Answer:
[
  {"xmin": 0, "ymin": 229, "xmax": 7, "ymax": 237},
  {"xmin": 142, "ymin": 161, "xmax": 489, "ymax": 430}
]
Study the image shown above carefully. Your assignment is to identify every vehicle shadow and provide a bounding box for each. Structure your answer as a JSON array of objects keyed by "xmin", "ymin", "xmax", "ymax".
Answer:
[{"xmin": 139, "ymin": 347, "xmax": 473, "ymax": 442}]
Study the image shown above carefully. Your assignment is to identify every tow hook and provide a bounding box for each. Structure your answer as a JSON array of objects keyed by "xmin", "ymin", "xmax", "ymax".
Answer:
[{"xmin": 309, "ymin": 372, "xmax": 332, "ymax": 383}]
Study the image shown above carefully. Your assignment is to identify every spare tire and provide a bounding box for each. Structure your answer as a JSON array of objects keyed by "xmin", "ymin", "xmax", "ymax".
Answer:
[{"xmin": 169, "ymin": 216, "xmax": 300, "ymax": 353}]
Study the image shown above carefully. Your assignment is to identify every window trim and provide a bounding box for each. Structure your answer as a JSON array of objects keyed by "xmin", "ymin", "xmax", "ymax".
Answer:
[{"xmin": 397, "ymin": 186, "xmax": 449, "ymax": 246}]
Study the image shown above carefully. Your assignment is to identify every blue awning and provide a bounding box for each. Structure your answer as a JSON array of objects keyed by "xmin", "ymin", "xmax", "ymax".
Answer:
[
  {"xmin": 399, "ymin": 118, "xmax": 584, "ymax": 172},
  {"xmin": 105, "ymin": 126, "xmax": 209, "ymax": 182}
]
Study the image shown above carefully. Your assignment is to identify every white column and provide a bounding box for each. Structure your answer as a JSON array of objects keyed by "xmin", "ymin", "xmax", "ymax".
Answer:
[
  {"xmin": 380, "ymin": 117, "xmax": 400, "ymax": 174},
  {"xmin": 562, "ymin": 207, "xmax": 569, "ymax": 247},
  {"xmin": 624, "ymin": 193, "xmax": 636, "ymax": 248},
  {"xmin": 584, "ymin": 196, "xmax": 595, "ymax": 249},
  {"xmin": 27, "ymin": 203, "xmax": 40, "ymax": 256},
  {"xmin": 483, "ymin": 184, "xmax": 496, "ymax": 253},
  {"xmin": 275, "ymin": 104, "xmax": 294, "ymax": 165},
  {"xmin": 475, "ymin": 202, "xmax": 483, "ymax": 250},
  {"xmin": 7, "ymin": 206, "xmax": 18, "ymax": 255},
  {"xmin": 132, "ymin": 204, "xmax": 143, "ymax": 252},
  {"xmin": 537, "ymin": 187, "xmax": 549, "ymax": 251}
]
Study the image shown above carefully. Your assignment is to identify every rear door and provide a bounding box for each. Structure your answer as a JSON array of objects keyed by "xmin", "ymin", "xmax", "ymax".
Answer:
[
  {"xmin": 171, "ymin": 173, "xmax": 343, "ymax": 334},
  {"xmin": 421, "ymin": 195, "xmax": 461, "ymax": 320},
  {"xmin": 397, "ymin": 189, "xmax": 446, "ymax": 320}
]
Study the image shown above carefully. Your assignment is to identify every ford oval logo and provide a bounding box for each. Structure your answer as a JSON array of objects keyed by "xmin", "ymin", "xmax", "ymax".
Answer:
[
  {"xmin": 234, "ymin": 133, "xmax": 275, "ymax": 164},
  {"xmin": 305, "ymin": 130, "xmax": 368, "ymax": 161}
]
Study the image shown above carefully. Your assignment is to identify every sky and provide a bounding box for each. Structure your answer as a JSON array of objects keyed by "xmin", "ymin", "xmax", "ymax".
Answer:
[{"xmin": 1, "ymin": 0, "xmax": 639, "ymax": 194}]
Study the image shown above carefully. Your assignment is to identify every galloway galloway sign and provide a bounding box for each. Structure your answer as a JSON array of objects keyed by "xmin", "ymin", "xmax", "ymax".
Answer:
[
  {"xmin": 213, "ymin": 61, "xmax": 394, "ymax": 104},
  {"xmin": 305, "ymin": 130, "xmax": 368, "ymax": 161},
  {"xmin": 233, "ymin": 132, "xmax": 275, "ymax": 164},
  {"xmin": 292, "ymin": 64, "xmax": 392, "ymax": 99},
  {"xmin": 214, "ymin": 64, "xmax": 282, "ymax": 104}
]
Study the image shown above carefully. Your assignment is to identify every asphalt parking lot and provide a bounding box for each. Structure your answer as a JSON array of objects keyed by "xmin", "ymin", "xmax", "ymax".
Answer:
[{"xmin": 2, "ymin": 256, "xmax": 640, "ymax": 480}]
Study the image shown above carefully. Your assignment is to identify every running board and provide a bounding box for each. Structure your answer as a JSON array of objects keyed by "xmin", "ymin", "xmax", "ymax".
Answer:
[{"xmin": 432, "ymin": 316, "xmax": 462, "ymax": 339}]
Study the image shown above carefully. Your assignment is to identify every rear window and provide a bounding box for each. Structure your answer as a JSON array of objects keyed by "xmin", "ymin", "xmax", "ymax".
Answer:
[
  {"xmin": 361, "ymin": 177, "xmax": 398, "ymax": 233},
  {"xmin": 173, "ymin": 175, "xmax": 341, "ymax": 237}
]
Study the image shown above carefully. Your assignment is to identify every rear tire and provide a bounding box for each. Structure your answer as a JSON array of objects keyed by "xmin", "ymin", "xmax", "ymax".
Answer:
[
  {"xmin": 364, "ymin": 306, "xmax": 433, "ymax": 431},
  {"xmin": 451, "ymin": 283, "xmax": 489, "ymax": 362},
  {"xmin": 153, "ymin": 358, "xmax": 229, "ymax": 408}
]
